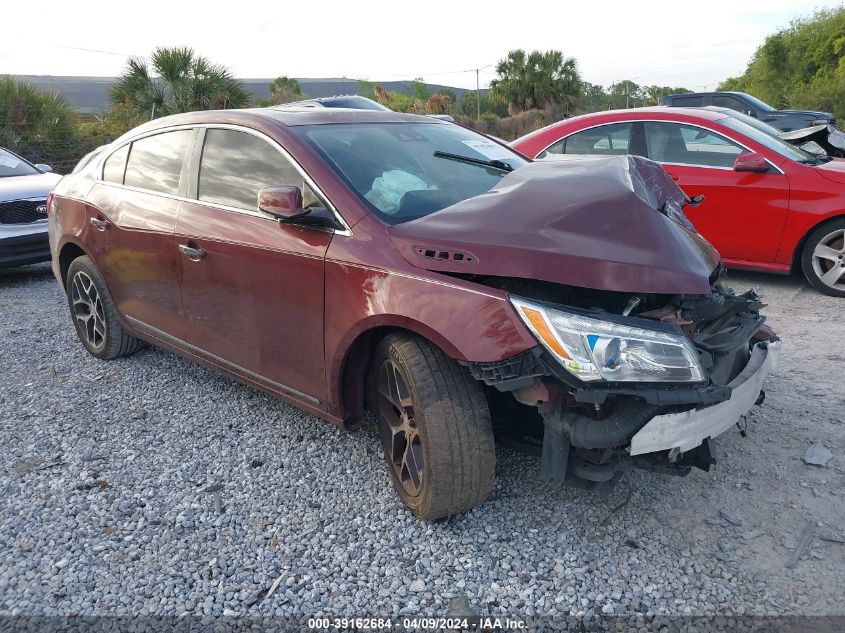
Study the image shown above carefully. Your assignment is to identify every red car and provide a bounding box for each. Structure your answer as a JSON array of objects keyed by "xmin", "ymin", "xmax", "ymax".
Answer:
[
  {"xmin": 48, "ymin": 108, "xmax": 779, "ymax": 518},
  {"xmin": 513, "ymin": 107, "xmax": 845, "ymax": 297}
]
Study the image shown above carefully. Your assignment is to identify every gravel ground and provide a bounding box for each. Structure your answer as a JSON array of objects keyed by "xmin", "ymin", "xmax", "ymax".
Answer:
[{"xmin": 1, "ymin": 262, "xmax": 843, "ymax": 623}]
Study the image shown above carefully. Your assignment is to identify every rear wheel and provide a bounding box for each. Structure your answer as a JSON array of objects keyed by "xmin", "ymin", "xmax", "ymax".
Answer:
[
  {"xmin": 801, "ymin": 219, "xmax": 845, "ymax": 297},
  {"xmin": 66, "ymin": 256, "xmax": 143, "ymax": 359},
  {"xmin": 371, "ymin": 333, "xmax": 495, "ymax": 519}
]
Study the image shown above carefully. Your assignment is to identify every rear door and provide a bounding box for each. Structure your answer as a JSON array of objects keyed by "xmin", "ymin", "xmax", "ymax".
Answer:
[
  {"xmin": 87, "ymin": 129, "xmax": 194, "ymax": 338},
  {"xmin": 642, "ymin": 121, "xmax": 789, "ymax": 262},
  {"xmin": 175, "ymin": 127, "xmax": 333, "ymax": 407}
]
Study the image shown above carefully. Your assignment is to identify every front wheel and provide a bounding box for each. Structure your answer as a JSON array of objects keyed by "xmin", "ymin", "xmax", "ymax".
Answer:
[
  {"xmin": 370, "ymin": 333, "xmax": 495, "ymax": 519},
  {"xmin": 801, "ymin": 219, "xmax": 845, "ymax": 297}
]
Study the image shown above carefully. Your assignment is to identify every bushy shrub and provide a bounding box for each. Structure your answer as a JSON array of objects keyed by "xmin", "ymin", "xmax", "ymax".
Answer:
[{"xmin": 0, "ymin": 75, "xmax": 91, "ymax": 173}]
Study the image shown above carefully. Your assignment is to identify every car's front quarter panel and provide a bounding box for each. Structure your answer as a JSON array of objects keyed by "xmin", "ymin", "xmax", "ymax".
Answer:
[
  {"xmin": 323, "ymin": 217, "xmax": 538, "ymax": 418},
  {"xmin": 773, "ymin": 162, "xmax": 845, "ymax": 267}
]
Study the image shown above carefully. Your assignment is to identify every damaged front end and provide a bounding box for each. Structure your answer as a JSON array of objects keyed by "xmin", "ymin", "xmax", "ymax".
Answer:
[
  {"xmin": 467, "ymin": 276, "xmax": 780, "ymax": 493},
  {"xmin": 779, "ymin": 123, "xmax": 845, "ymax": 158}
]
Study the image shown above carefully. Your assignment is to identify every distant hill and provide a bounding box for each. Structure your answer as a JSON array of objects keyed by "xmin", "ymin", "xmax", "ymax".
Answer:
[{"xmin": 13, "ymin": 75, "xmax": 476, "ymax": 114}]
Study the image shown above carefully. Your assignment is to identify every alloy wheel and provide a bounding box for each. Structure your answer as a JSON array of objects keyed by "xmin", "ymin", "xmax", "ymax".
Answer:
[
  {"xmin": 376, "ymin": 359, "xmax": 424, "ymax": 497},
  {"xmin": 70, "ymin": 271, "xmax": 106, "ymax": 350},
  {"xmin": 811, "ymin": 228, "xmax": 845, "ymax": 292}
]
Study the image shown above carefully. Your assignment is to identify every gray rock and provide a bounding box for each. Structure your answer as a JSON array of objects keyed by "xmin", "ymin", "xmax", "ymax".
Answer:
[
  {"xmin": 803, "ymin": 444, "xmax": 833, "ymax": 467},
  {"xmin": 409, "ymin": 580, "xmax": 425, "ymax": 593}
]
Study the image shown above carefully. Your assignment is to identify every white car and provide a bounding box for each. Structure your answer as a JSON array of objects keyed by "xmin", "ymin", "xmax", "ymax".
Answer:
[{"xmin": 0, "ymin": 148, "xmax": 62, "ymax": 268}]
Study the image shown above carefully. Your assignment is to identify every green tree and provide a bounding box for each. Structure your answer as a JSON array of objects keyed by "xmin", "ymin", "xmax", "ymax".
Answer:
[
  {"xmin": 0, "ymin": 75, "xmax": 86, "ymax": 172},
  {"xmin": 357, "ymin": 80, "xmax": 378, "ymax": 100},
  {"xmin": 458, "ymin": 90, "xmax": 508, "ymax": 118},
  {"xmin": 262, "ymin": 76, "xmax": 304, "ymax": 106},
  {"xmin": 718, "ymin": 8, "xmax": 845, "ymax": 119},
  {"xmin": 490, "ymin": 49, "xmax": 582, "ymax": 114},
  {"xmin": 409, "ymin": 78, "xmax": 431, "ymax": 102},
  {"xmin": 110, "ymin": 47, "xmax": 250, "ymax": 119}
]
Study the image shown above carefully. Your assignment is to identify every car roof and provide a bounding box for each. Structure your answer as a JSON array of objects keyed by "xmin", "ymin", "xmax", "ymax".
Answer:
[
  {"xmin": 111, "ymin": 107, "xmax": 445, "ymax": 145},
  {"xmin": 666, "ymin": 91, "xmax": 746, "ymax": 98},
  {"xmin": 516, "ymin": 106, "xmax": 730, "ymax": 146}
]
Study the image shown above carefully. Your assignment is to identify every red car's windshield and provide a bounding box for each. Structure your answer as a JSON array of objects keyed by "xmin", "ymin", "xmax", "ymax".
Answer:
[
  {"xmin": 718, "ymin": 116, "xmax": 820, "ymax": 163},
  {"xmin": 293, "ymin": 122, "xmax": 528, "ymax": 223}
]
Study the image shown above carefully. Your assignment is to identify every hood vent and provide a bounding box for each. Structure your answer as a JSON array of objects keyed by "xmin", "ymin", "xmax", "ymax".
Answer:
[{"xmin": 413, "ymin": 245, "xmax": 476, "ymax": 264}]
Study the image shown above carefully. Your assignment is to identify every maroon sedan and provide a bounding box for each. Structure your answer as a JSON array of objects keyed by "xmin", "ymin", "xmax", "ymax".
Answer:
[{"xmin": 48, "ymin": 108, "xmax": 779, "ymax": 518}]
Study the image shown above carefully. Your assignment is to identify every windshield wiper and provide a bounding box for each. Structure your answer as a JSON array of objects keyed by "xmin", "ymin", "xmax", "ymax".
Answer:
[{"xmin": 433, "ymin": 150, "xmax": 514, "ymax": 173}]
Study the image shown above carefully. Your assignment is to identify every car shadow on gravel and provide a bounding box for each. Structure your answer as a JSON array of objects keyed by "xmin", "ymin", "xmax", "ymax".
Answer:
[{"xmin": 0, "ymin": 263, "xmax": 55, "ymax": 289}]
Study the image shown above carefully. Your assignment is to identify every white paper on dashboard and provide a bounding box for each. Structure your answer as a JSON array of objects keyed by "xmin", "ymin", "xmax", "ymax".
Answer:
[{"xmin": 460, "ymin": 139, "xmax": 514, "ymax": 160}]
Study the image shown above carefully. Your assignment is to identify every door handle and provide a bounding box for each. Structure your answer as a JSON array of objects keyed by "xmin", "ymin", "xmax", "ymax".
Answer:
[
  {"xmin": 178, "ymin": 244, "xmax": 206, "ymax": 261},
  {"xmin": 90, "ymin": 217, "xmax": 109, "ymax": 231}
]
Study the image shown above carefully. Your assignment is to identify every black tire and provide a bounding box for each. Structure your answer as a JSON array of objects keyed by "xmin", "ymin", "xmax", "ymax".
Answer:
[
  {"xmin": 65, "ymin": 255, "xmax": 143, "ymax": 359},
  {"xmin": 370, "ymin": 333, "xmax": 495, "ymax": 519},
  {"xmin": 801, "ymin": 218, "xmax": 845, "ymax": 297}
]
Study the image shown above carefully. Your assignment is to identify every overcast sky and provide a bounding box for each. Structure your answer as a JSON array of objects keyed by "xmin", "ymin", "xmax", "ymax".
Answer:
[{"xmin": 4, "ymin": 0, "xmax": 840, "ymax": 90}]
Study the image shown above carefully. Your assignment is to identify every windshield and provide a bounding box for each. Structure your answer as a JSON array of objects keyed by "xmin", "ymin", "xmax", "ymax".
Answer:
[
  {"xmin": 0, "ymin": 148, "xmax": 39, "ymax": 177},
  {"xmin": 741, "ymin": 93, "xmax": 775, "ymax": 113},
  {"xmin": 718, "ymin": 116, "xmax": 819, "ymax": 164},
  {"xmin": 292, "ymin": 122, "xmax": 528, "ymax": 223}
]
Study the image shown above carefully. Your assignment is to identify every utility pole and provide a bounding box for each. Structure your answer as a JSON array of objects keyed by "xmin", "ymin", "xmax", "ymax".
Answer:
[{"xmin": 476, "ymin": 68, "xmax": 480, "ymax": 120}]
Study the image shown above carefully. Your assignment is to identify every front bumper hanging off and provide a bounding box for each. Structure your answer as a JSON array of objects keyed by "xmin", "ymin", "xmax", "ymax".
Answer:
[{"xmin": 629, "ymin": 339, "xmax": 781, "ymax": 456}]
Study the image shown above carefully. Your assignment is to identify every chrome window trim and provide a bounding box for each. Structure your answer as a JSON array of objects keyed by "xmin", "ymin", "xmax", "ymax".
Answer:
[
  {"xmin": 535, "ymin": 118, "xmax": 786, "ymax": 175},
  {"xmin": 99, "ymin": 123, "xmax": 353, "ymax": 237}
]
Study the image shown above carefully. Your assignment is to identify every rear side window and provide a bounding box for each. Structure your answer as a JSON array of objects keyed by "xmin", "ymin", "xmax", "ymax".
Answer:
[
  {"xmin": 102, "ymin": 145, "xmax": 129, "ymax": 183},
  {"xmin": 197, "ymin": 129, "xmax": 308, "ymax": 211},
  {"xmin": 546, "ymin": 123, "xmax": 632, "ymax": 156},
  {"xmin": 670, "ymin": 95, "xmax": 704, "ymax": 107},
  {"xmin": 124, "ymin": 130, "xmax": 193, "ymax": 195}
]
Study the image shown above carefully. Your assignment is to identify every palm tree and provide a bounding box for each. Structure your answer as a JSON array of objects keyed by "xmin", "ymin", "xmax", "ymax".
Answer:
[
  {"xmin": 490, "ymin": 49, "xmax": 582, "ymax": 114},
  {"xmin": 110, "ymin": 47, "xmax": 250, "ymax": 119}
]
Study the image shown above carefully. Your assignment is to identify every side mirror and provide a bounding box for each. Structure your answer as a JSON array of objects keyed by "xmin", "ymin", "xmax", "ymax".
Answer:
[
  {"xmin": 258, "ymin": 186, "xmax": 309, "ymax": 221},
  {"xmin": 733, "ymin": 152, "xmax": 768, "ymax": 173},
  {"xmin": 35, "ymin": 163, "xmax": 52, "ymax": 173}
]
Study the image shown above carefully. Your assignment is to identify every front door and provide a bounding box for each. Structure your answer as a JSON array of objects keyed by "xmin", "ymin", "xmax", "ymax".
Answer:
[
  {"xmin": 175, "ymin": 127, "xmax": 332, "ymax": 407},
  {"xmin": 642, "ymin": 121, "xmax": 790, "ymax": 262}
]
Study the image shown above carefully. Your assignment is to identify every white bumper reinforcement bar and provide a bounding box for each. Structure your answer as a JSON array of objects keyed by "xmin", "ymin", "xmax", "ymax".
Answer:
[{"xmin": 630, "ymin": 340, "xmax": 781, "ymax": 456}]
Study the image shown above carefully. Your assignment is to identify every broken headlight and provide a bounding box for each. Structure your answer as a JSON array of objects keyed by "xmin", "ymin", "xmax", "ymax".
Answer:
[{"xmin": 510, "ymin": 297, "xmax": 705, "ymax": 383}]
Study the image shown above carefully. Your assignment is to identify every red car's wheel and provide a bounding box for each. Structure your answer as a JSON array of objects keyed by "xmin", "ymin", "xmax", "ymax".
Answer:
[{"xmin": 801, "ymin": 218, "xmax": 845, "ymax": 297}]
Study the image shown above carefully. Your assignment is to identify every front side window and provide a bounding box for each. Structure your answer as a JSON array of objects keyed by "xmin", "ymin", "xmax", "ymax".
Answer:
[
  {"xmin": 711, "ymin": 95, "xmax": 748, "ymax": 114},
  {"xmin": 644, "ymin": 122, "xmax": 743, "ymax": 168},
  {"xmin": 124, "ymin": 130, "xmax": 193, "ymax": 194},
  {"xmin": 198, "ymin": 129, "xmax": 315, "ymax": 211},
  {"xmin": 292, "ymin": 122, "xmax": 528, "ymax": 223},
  {"xmin": 102, "ymin": 144, "xmax": 130, "ymax": 183}
]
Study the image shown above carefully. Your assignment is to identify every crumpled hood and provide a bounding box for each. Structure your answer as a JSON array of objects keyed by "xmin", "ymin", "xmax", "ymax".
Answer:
[
  {"xmin": 387, "ymin": 155, "xmax": 720, "ymax": 295},
  {"xmin": 0, "ymin": 172, "xmax": 62, "ymax": 202}
]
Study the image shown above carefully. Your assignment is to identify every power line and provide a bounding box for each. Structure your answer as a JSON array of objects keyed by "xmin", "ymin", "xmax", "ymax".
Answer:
[{"xmin": 58, "ymin": 45, "xmax": 133, "ymax": 57}]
